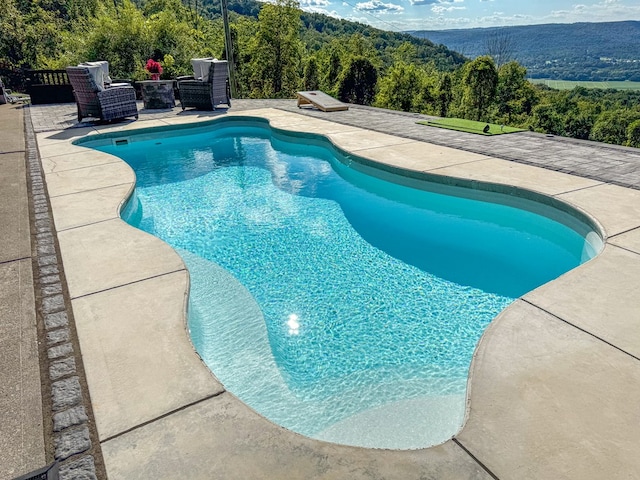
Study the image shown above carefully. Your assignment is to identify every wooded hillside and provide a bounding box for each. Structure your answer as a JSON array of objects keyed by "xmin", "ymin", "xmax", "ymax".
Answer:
[{"xmin": 412, "ymin": 21, "xmax": 640, "ymax": 82}]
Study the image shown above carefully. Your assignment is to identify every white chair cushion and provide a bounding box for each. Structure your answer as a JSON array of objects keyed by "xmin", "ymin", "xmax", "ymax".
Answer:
[
  {"xmin": 79, "ymin": 61, "xmax": 111, "ymax": 90},
  {"xmin": 190, "ymin": 58, "xmax": 217, "ymax": 82}
]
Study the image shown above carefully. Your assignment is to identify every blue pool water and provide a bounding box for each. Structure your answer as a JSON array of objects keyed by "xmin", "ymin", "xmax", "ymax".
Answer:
[{"xmin": 87, "ymin": 119, "xmax": 601, "ymax": 449}]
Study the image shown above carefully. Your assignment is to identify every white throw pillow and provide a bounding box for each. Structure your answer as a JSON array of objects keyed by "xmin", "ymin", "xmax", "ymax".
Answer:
[
  {"xmin": 80, "ymin": 61, "xmax": 111, "ymax": 90},
  {"xmin": 190, "ymin": 58, "xmax": 217, "ymax": 82}
]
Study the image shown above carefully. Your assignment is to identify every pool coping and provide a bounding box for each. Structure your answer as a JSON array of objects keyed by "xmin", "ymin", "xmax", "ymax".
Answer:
[{"xmin": 35, "ymin": 108, "xmax": 640, "ymax": 479}]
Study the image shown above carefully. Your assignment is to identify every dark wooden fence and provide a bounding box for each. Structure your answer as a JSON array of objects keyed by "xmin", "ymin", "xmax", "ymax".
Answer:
[{"xmin": 25, "ymin": 69, "xmax": 75, "ymax": 104}]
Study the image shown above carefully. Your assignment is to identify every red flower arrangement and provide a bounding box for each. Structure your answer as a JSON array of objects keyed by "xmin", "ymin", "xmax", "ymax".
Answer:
[{"xmin": 145, "ymin": 59, "xmax": 163, "ymax": 80}]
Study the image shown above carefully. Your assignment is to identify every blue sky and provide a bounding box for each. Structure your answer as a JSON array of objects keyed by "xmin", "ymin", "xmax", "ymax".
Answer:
[{"xmin": 296, "ymin": 0, "xmax": 640, "ymax": 31}]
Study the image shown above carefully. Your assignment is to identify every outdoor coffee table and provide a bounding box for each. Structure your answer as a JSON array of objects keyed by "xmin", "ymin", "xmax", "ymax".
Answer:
[{"xmin": 140, "ymin": 80, "xmax": 175, "ymax": 109}]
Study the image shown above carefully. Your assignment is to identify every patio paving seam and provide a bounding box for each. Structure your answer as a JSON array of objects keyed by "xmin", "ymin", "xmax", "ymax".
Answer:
[
  {"xmin": 0, "ymin": 149, "xmax": 27, "ymax": 155},
  {"xmin": 521, "ymin": 298, "xmax": 640, "ymax": 363},
  {"xmin": 48, "ymin": 182, "xmax": 132, "ymax": 199},
  {"xmin": 99, "ymin": 390, "xmax": 227, "ymax": 445},
  {"xmin": 451, "ymin": 438, "xmax": 500, "ymax": 480},
  {"xmin": 423, "ymin": 158, "xmax": 500, "ymax": 174},
  {"xmin": 0, "ymin": 256, "xmax": 32, "ymax": 266},
  {"xmin": 55, "ymin": 217, "xmax": 120, "ymax": 233},
  {"xmin": 67, "ymin": 267, "xmax": 188, "ymax": 301},
  {"xmin": 607, "ymin": 226, "xmax": 640, "ymax": 239},
  {"xmin": 603, "ymin": 243, "xmax": 640, "ymax": 257},
  {"xmin": 547, "ymin": 182, "xmax": 605, "ymax": 196},
  {"xmin": 43, "ymin": 159, "xmax": 122, "ymax": 174}
]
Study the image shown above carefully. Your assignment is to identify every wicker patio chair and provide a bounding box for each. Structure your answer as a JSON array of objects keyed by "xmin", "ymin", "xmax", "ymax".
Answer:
[
  {"xmin": 177, "ymin": 60, "xmax": 231, "ymax": 111},
  {"xmin": 66, "ymin": 66, "xmax": 138, "ymax": 122}
]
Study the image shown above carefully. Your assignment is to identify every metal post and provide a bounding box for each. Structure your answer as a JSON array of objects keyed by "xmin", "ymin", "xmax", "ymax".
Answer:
[{"xmin": 221, "ymin": 0, "xmax": 236, "ymax": 98}]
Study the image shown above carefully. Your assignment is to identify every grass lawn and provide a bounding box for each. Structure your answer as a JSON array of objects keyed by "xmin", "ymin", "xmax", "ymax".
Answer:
[
  {"xmin": 529, "ymin": 79, "xmax": 640, "ymax": 91},
  {"xmin": 417, "ymin": 118, "xmax": 525, "ymax": 135}
]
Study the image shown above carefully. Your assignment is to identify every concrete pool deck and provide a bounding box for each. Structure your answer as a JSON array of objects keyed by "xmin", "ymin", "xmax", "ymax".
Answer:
[{"xmin": 5, "ymin": 99, "xmax": 640, "ymax": 479}]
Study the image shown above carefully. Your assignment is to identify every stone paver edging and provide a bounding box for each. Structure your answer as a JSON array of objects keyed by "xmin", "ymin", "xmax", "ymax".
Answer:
[
  {"xmin": 32, "ymin": 106, "xmax": 640, "ymax": 479},
  {"xmin": 24, "ymin": 108, "xmax": 106, "ymax": 478}
]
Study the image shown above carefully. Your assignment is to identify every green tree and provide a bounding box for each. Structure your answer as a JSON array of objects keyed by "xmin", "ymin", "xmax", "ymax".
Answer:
[
  {"xmin": 391, "ymin": 42, "xmax": 418, "ymax": 64},
  {"xmin": 337, "ymin": 56, "xmax": 377, "ymax": 105},
  {"xmin": 303, "ymin": 55, "xmax": 319, "ymax": 90},
  {"xmin": 228, "ymin": 16, "xmax": 259, "ymax": 98},
  {"xmin": 344, "ymin": 34, "xmax": 379, "ymax": 66},
  {"xmin": 590, "ymin": 109, "xmax": 640, "ymax": 145},
  {"xmin": 496, "ymin": 61, "xmax": 536, "ymax": 123},
  {"xmin": 81, "ymin": 1, "xmax": 153, "ymax": 78},
  {"xmin": 0, "ymin": 0, "xmax": 70, "ymax": 69},
  {"xmin": 562, "ymin": 101, "xmax": 598, "ymax": 140},
  {"xmin": 531, "ymin": 103, "xmax": 565, "ymax": 135},
  {"xmin": 247, "ymin": 0, "xmax": 303, "ymax": 98},
  {"xmin": 417, "ymin": 62, "xmax": 440, "ymax": 114},
  {"xmin": 319, "ymin": 41, "xmax": 342, "ymax": 95},
  {"xmin": 0, "ymin": 0, "xmax": 28, "ymax": 67},
  {"xmin": 627, "ymin": 120, "xmax": 640, "ymax": 148},
  {"xmin": 146, "ymin": 0, "xmax": 211, "ymax": 76},
  {"xmin": 375, "ymin": 61, "xmax": 423, "ymax": 112},
  {"xmin": 436, "ymin": 72, "xmax": 453, "ymax": 117},
  {"xmin": 220, "ymin": 23, "xmax": 241, "ymax": 95},
  {"xmin": 4, "ymin": 0, "xmax": 113, "ymax": 70},
  {"xmin": 565, "ymin": 113, "xmax": 594, "ymax": 140},
  {"xmin": 461, "ymin": 55, "xmax": 498, "ymax": 121}
]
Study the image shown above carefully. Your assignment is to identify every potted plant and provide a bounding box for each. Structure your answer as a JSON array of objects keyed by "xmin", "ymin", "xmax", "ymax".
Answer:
[{"xmin": 145, "ymin": 59, "xmax": 163, "ymax": 81}]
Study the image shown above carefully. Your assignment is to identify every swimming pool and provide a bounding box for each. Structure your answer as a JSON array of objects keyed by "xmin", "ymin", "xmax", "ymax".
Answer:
[{"xmin": 83, "ymin": 117, "xmax": 602, "ymax": 449}]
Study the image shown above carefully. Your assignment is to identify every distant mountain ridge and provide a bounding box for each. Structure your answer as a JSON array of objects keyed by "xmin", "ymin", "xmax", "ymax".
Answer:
[{"xmin": 409, "ymin": 21, "xmax": 640, "ymax": 81}]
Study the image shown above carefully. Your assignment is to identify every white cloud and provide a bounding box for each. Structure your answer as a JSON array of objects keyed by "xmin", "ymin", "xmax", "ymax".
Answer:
[
  {"xmin": 410, "ymin": 0, "xmax": 464, "ymax": 7},
  {"xmin": 345, "ymin": 13, "xmax": 377, "ymax": 23},
  {"xmin": 299, "ymin": 0, "xmax": 331, "ymax": 6},
  {"xmin": 547, "ymin": 0, "xmax": 640, "ymax": 23},
  {"xmin": 396, "ymin": 15, "xmax": 472, "ymax": 31},
  {"xmin": 356, "ymin": 0, "xmax": 404, "ymax": 13},
  {"xmin": 302, "ymin": 6, "xmax": 343, "ymax": 17},
  {"xmin": 432, "ymin": 5, "xmax": 466, "ymax": 14}
]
